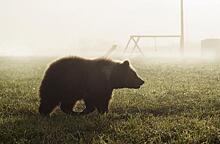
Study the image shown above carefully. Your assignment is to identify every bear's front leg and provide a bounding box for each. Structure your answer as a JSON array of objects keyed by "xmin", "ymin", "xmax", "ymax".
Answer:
[
  {"xmin": 80, "ymin": 99, "xmax": 95, "ymax": 115},
  {"xmin": 60, "ymin": 100, "xmax": 78, "ymax": 115},
  {"xmin": 96, "ymin": 99, "xmax": 110, "ymax": 114}
]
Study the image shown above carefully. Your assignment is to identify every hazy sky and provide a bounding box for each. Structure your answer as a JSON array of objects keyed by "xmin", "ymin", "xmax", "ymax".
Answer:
[{"xmin": 0, "ymin": 0, "xmax": 220, "ymax": 55}]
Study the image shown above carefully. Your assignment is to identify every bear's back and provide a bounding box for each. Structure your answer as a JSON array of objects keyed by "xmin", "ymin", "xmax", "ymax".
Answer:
[
  {"xmin": 43, "ymin": 57, "xmax": 90, "ymax": 84},
  {"xmin": 40, "ymin": 57, "xmax": 117, "ymax": 93},
  {"xmin": 40, "ymin": 57, "xmax": 90, "ymax": 97}
]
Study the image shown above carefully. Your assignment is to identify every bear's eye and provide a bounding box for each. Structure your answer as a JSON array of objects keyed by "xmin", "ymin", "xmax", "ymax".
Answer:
[
  {"xmin": 134, "ymin": 72, "xmax": 137, "ymax": 76},
  {"xmin": 127, "ymin": 69, "xmax": 136, "ymax": 78},
  {"xmin": 131, "ymin": 70, "xmax": 136, "ymax": 76}
]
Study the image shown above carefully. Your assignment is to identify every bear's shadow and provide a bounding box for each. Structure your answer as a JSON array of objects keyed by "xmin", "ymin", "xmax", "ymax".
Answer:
[{"xmin": 111, "ymin": 105, "xmax": 191, "ymax": 116}]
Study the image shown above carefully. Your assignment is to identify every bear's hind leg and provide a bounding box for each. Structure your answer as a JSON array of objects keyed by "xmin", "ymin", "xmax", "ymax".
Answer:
[
  {"xmin": 96, "ymin": 99, "xmax": 110, "ymax": 114},
  {"xmin": 60, "ymin": 100, "xmax": 78, "ymax": 115},
  {"xmin": 39, "ymin": 99, "xmax": 59, "ymax": 116},
  {"xmin": 80, "ymin": 99, "xmax": 95, "ymax": 115}
]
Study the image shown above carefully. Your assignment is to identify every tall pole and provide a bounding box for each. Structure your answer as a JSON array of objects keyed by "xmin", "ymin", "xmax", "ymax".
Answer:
[{"xmin": 180, "ymin": 0, "xmax": 184, "ymax": 56}]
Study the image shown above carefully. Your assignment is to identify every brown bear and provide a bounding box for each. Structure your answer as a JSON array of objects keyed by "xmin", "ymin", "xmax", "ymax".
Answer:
[{"xmin": 39, "ymin": 56, "xmax": 144, "ymax": 116}]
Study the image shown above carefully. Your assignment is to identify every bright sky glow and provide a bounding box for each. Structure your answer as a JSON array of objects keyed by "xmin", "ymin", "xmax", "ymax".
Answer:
[{"xmin": 0, "ymin": 0, "xmax": 219, "ymax": 56}]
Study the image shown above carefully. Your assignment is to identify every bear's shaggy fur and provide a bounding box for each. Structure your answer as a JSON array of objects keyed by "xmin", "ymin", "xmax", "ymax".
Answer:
[{"xmin": 39, "ymin": 56, "xmax": 144, "ymax": 116}]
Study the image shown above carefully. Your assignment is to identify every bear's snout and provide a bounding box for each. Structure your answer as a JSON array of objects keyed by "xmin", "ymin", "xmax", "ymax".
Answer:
[
  {"xmin": 130, "ymin": 77, "xmax": 144, "ymax": 89},
  {"xmin": 139, "ymin": 79, "xmax": 144, "ymax": 85},
  {"xmin": 137, "ymin": 78, "xmax": 144, "ymax": 87}
]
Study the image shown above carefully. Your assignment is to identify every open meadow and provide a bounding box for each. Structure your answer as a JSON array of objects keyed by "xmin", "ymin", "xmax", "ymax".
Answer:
[{"xmin": 0, "ymin": 57, "xmax": 220, "ymax": 144}]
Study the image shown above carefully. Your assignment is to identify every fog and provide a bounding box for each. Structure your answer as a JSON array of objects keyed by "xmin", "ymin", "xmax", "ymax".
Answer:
[{"xmin": 0, "ymin": 0, "xmax": 220, "ymax": 57}]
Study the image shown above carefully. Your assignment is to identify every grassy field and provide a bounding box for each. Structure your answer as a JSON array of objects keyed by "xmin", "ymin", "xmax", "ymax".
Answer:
[{"xmin": 0, "ymin": 57, "xmax": 220, "ymax": 144}]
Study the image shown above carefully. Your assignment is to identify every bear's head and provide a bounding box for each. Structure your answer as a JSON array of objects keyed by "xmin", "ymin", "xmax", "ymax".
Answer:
[{"xmin": 110, "ymin": 60, "xmax": 144, "ymax": 89}]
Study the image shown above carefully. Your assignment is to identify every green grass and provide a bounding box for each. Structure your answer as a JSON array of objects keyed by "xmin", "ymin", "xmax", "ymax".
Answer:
[{"xmin": 0, "ymin": 57, "xmax": 220, "ymax": 144}]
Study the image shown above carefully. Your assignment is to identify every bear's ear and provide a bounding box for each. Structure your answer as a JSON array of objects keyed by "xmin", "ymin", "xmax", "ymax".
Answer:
[{"xmin": 122, "ymin": 60, "xmax": 129, "ymax": 67}]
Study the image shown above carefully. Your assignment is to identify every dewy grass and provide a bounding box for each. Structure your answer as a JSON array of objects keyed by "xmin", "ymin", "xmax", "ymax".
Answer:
[{"xmin": 0, "ymin": 57, "xmax": 219, "ymax": 144}]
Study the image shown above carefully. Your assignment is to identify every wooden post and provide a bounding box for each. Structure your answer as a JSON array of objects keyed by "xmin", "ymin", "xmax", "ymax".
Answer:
[
  {"xmin": 124, "ymin": 36, "xmax": 132, "ymax": 53},
  {"xmin": 180, "ymin": 0, "xmax": 184, "ymax": 56},
  {"xmin": 132, "ymin": 37, "xmax": 144, "ymax": 56},
  {"xmin": 131, "ymin": 37, "xmax": 140, "ymax": 54},
  {"xmin": 124, "ymin": 35, "xmax": 181, "ymax": 56}
]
